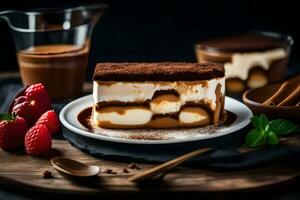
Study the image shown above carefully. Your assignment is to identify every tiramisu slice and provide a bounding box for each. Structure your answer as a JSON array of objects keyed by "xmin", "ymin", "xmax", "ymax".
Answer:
[
  {"xmin": 92, "ymin": 62, "xmax": 225, "ymax": 128},
  {"xmin": 195, "ymin": 32, "xmax": 292, "ymax": 93}
]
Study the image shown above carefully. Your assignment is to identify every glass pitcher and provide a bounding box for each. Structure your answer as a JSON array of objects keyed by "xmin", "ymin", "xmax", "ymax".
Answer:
[{"xmin": 0, "ymin": 4, "xmax": 107, "ymax": 101}]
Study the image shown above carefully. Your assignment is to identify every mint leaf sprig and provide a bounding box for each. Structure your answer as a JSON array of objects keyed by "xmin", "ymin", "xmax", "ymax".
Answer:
[{"xmin": 245, "ymin": 114, "xmax": 298, "ymax": 148}]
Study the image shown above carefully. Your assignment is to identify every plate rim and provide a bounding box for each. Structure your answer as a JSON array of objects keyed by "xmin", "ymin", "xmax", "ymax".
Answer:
[{"xmin": 59, "ymin": 95, "xmax": 252, "ymax": 145}]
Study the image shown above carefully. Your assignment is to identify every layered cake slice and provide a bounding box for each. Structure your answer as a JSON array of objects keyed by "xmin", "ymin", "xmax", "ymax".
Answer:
[
  {"xmin": 92, "ymin": 62, "xmax": 225, "ymax": 128},
  {"xmin": 195, "ymin": 32, "xmax": 292, "ymax": 93}
]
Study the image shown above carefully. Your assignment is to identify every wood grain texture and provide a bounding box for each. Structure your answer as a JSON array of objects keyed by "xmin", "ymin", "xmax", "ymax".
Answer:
[
  {"xmin": 0, "ymin": 138, "xmax": 299, "ymax": 194},
  {"xmin": 0, "ymin": 72, "xmax": 299, "ymax": 194}
]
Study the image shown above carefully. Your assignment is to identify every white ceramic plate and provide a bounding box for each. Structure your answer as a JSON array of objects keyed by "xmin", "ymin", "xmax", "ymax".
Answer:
[{"xmin": 60, "ymin": 95, "xmax": 252, "ymax": 145}]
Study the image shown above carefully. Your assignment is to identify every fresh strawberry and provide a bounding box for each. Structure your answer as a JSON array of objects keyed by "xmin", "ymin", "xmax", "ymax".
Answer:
[
  {"xmin": 8, "ymin": 87, "xmax": 28, "ymax": 113},
  {"xmin": 12, "ymin": 96, "xmax": 28, "ymax": 106},
  {"xmin": 0, "ymin": 113, "xmax": 28, "ymax": 149},
  {"xmin": 11, "ymin": 97, "xmax": 37, "ymax": 126},
  {"xmin": 25, "ymin": 83, "xmax": 51, "ymax": 109},
  {"xmin": 25, "ymin": 83, "xmax": 52, "ymax": 118},
  {"xmin": 25, "ymin": 124, "xmax": 52, "ymax": 155},
  {"xmin": 10, "ymin": 83, "xmax": 52, "ymax": 126},
  {"xmin": 36, "ymin": 110, "xmax": 60, "ymax": 134}
]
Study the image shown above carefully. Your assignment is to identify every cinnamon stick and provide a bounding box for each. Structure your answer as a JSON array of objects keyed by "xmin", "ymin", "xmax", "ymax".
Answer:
[{"xmin": 263, "ymin": 75, "xmax": 300, "ymax": 106}]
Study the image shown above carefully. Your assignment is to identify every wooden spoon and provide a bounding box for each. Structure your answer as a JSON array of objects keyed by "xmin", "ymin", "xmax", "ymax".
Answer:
[
  {"xmin": 128, "ymin": 148, "xmax": 211, "ymax": 182},
  {"xmin": 128, "ymin": 144, "xmax": 276, "ymax": 183},
  {"xmin": 51, "ymin": 157, "xmax": 100, "ymax": 177}
]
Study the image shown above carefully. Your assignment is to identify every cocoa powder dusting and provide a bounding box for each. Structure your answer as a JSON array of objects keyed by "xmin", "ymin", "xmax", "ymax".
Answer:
[{"xmin": 93, "ymin": 62, "xmax": 224, "ymax": 81}]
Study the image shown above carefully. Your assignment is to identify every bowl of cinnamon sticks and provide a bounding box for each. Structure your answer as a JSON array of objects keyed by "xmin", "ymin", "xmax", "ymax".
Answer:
[{"xmin": 243, "ymin": 75, "xmax": 300, "ymax": 121}]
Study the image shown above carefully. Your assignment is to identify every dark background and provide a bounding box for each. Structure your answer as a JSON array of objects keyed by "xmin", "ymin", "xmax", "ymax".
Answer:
[{"xmin": 0, "ymin": 0, "xmax": 299, "ymax": 79}]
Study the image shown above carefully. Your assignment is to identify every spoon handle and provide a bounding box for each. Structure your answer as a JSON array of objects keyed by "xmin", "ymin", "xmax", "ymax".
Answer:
[{"xmin": 128, "ymin": 147, "xmax": 211, "ymax": 182}]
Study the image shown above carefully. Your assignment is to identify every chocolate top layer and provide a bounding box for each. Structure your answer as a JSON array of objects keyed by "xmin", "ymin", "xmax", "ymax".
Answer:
[
  {"xmin": 197, "ymin": 33, "xmax": 288, "ymax": 53},
  {"xmin": 93, "ymin": 62, "xmax": 224, "ymax": 81}
]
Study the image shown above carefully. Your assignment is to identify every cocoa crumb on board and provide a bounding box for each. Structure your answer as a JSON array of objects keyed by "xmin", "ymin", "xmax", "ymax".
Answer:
[
  {"xmin": 123, "ymin": 168, "xmax": 129, "ymax": 173},
  {"xmin": 42, "ymin": 170, "xmax": 53, "ymax": 179},
  {"xmin": 128, "ymin": 163, "xmax": 141, "ymax": 170},
  {"xmin": 104, "ymin": 169, "xmax": 117, "ymax": 174}
]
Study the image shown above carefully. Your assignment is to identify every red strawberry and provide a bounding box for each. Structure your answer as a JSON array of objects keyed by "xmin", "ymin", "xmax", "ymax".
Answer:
[
  {"xmin": 25, "ymin": 83, "xmax": 51, "ymax": 109},
  {"xmin": 11, "ymin": 83, "xmax": 52, "ymax": 126},
  {"xmin": 36, "ymin": 110, "xmax": 60, "ymax": 134},
  {"xmin": 25, "ymin": 124, "xmax": 52, "ymax": 155},
  {"xmin": 0, "ymin": 113, "xmax": 28, "ymax": 149},
  {"xmin": 8, "ymin": 86, "xmax": 28, "ymax": 113},
  {"xmin": 25, "ymin": 83, "xmax": 52, "ymax": 117},
  {"xmin": 12, "ymin": 97, "xmax": 38, "ymax": 126}
]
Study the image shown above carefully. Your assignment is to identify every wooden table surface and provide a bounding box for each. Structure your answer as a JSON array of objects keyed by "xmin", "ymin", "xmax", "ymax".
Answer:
[
  {"xmin": 0, "ymin": 138, "xmax": 300, "ymax": 195},
  {"xmin": 0, "ymin": 72, "xmax": 300, "ymax": 195}
]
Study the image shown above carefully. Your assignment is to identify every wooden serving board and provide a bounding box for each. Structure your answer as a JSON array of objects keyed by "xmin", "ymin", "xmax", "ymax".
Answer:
[{"xmin": 0, "ymin": 138, "xmax": 300, "ymax": 194}]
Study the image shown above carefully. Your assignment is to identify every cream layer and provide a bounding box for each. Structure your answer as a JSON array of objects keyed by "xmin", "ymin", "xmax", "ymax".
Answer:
[
  {"xmin": 93, "ymin": 78, "xmax": 225, "ymax": 112},
  {"xmin": 92, "ymin": 78, "xmax": 224, "ymax": 127},
  {"xmin": 224, "ymin": 48, "xmax": 286, "ymax": 80}
]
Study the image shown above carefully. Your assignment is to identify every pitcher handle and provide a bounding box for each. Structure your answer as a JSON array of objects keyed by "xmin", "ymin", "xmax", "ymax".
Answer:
[{"xmin": 0, "ymin": 10, "xmax": 14, "ymax": 24}]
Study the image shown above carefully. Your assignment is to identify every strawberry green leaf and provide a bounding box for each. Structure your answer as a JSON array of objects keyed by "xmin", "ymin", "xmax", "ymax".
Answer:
[
  {"xmin": 251, "ymin": 114, "xmax": 269, "ymax": 131},
  {"xmin": 268, "ymin": 119, "xmax": 298, "ymax": 135},
  {"xmin": 245, "ymin": 129, "xmax": 266, "ymax": 148},
  {"xmin": 265, "ymin": 131, "xmax": 279, "ymax": 145},
  {"xmin": 0, "ymin": 113, "xmax": 16, "ymax": 121}
]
